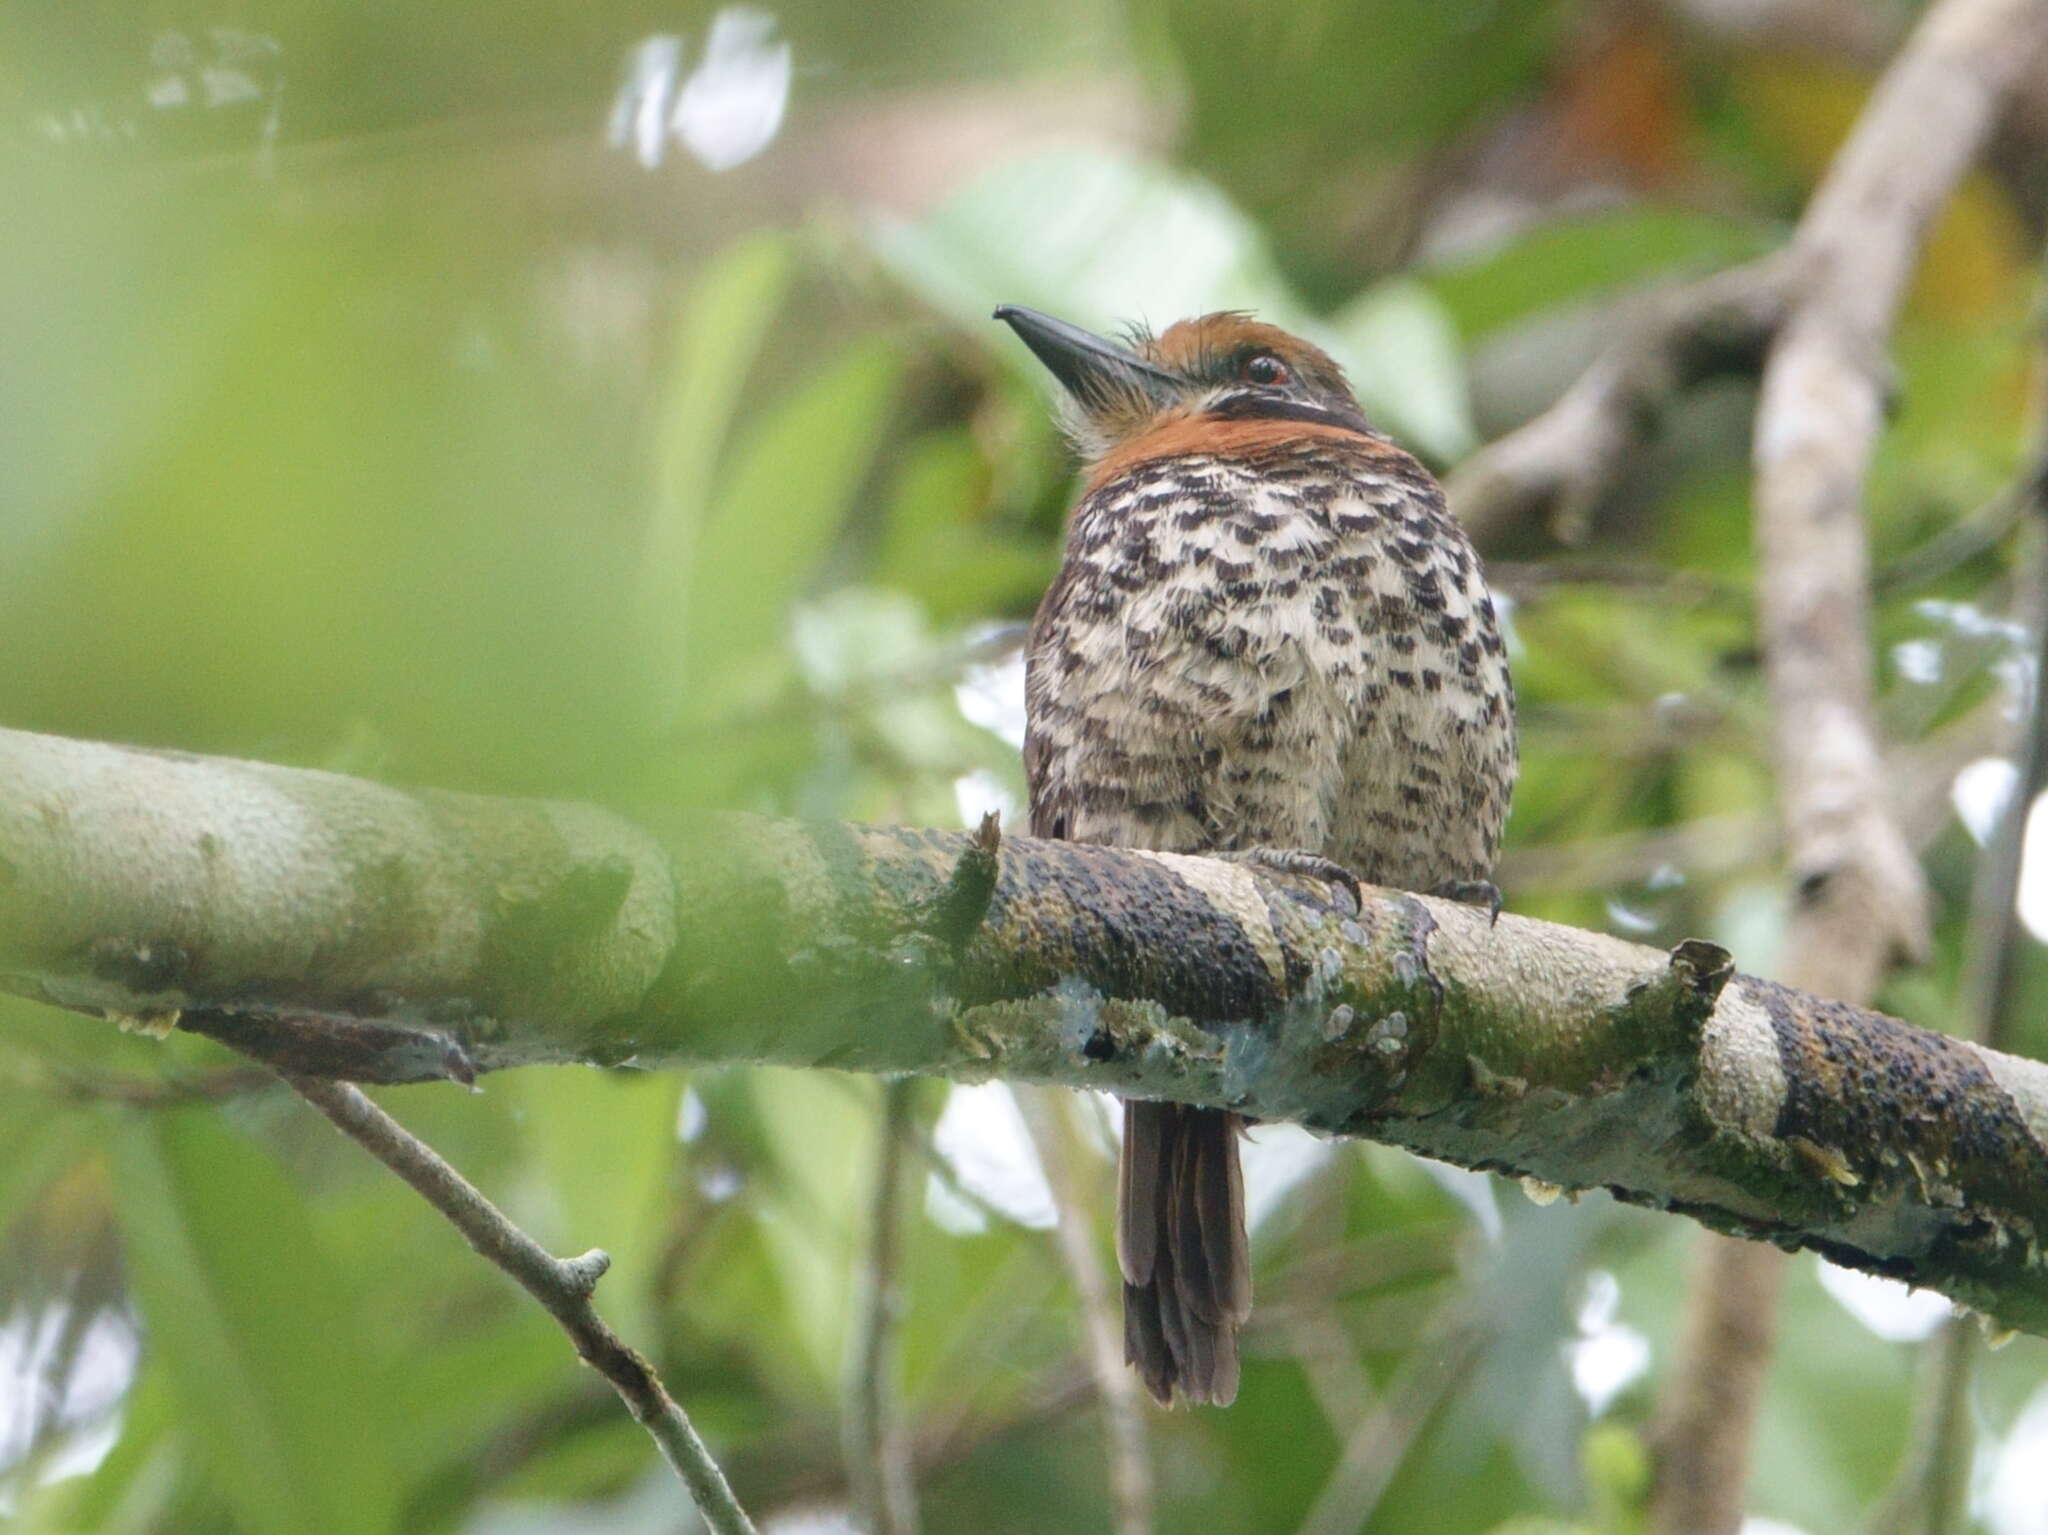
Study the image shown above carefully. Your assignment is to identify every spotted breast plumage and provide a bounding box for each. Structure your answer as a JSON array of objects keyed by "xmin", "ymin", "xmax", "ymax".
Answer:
[{"xmin": 997, "ymin": 305, "xmax": 1517, "ymax": 1406}]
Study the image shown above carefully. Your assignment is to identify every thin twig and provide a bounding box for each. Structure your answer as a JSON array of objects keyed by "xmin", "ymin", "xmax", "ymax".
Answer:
[
  {"xmin": 1293, "ymin": 1305, "xmax": 1489, "ymax": 1535},
  {"xmin": 1874, "ymin": 477, "xmax": 2033, "ymax": 596},
  {"xmin": 1957, "ymin": 547, "xmax": 2048, "ymax": 1060},
  {"xmin": 282, "ymin": 1074, "xmax": 758, "ymax": 1535},
  {"xmin": 1861, "ymin": 1319, "xmax": 1978, "ymax": 1535},
  {"xmin": 844, "ymin": 1076, "xmax": 922, "ymax": 1535},
  {"xmin": 1647, "ymin": 1236, "xmax": 1790, "ymax": 1534},
  {"xmin": 1015, "ymin": 1087, "xmax": 1153, "ymax": 1535},
  {"xmin": 1274, "ymin": 1168, "xmax": 1386, "ymax": 1440}
]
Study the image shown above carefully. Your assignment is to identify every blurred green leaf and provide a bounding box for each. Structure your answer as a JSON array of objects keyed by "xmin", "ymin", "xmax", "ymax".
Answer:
[
  {"xmin": 892, "ymin": 1201, "xmax": 1057, "ymax": 1414},
  {"xmin": 1162, "ymin": 0, "xmax": 1563, "ymax": 290},
  {"xmin": 19, "ymin": 1360, "xmax": 180, "ymax": 1535},
  {"xmin": 1165, "ymin": 0, "xmax": 1561, "ymax": 160},
  {"xmin": 1423, "ymin": 210, "xmax": 1774, "ymax": 342},
  {"xmin": 638, "ymin": 229, "xmax": 798, "ymax": 713},
  {"xmin": 1580, "ymin": 1421, "xmax": 1650, "ymax": 1530},
  {"xmin": 0, "ymin": 1098, "xmax": 90, "ymax": 1250},
  {"xmin": 1329, "ymin": 276, "xmax": 1476, "ymax": 458},
  {"xmin": 1744, "ymin": 1258, "xmax": 1915, "ymax": 1533},
  {"xmin": 111, "ymin": 1108, "xmax": 396, "ymax": 1535},
  {"xmin": 672, "ymin": 338, "xmax": 903, "ymax": 722},
  {"xmin": 381, "ymin": 1308, "xmax": 568, "ymax": 1498},
  {"xmin": 502, "ymin": 1066, "xmax": 682, "ymax": 1340},
  {"xmin": 739, "ymin": 1070, "xmax": 871, "ymax": 1391},
  {"xmin": 482, "ymin": 1414, "xmax": 653, "ymax": 1506},
  {"xmin": 872, "ymin": 148, "xmax": 1474, "ymax": 458},
  {"xmin": 875, "ymin": 429, "xmax": 1051, "ymax": 621}
]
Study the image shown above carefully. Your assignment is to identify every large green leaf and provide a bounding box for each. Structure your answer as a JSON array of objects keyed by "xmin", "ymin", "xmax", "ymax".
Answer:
[
  {"xmin": 111, "ymin": 1108, "xmax": 396, "ymax": 1535},
  {"xmin": 381, "ymin": 1309, "xmax": 587, "ymax": 1512}
]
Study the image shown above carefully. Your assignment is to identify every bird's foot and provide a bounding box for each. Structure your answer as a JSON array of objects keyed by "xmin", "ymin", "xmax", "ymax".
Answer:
[
  {"xmin": 1430, "ymin": 879, "xmax": 1504, "ymax": 925},
  {"xmin": 1225, "ymin": 848, "xmax": 1364, "ymax": 916}
]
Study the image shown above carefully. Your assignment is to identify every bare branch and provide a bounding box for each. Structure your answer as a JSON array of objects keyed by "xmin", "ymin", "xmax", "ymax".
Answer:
[
  {"xmin": 279, "ymin": 1071, "xmax": 758, "ymax": 1535},
  {"xmin": 1647, "ymin": 3, "xmax": 2048, "ymax": 1528},
  {"xmin": 1501, "ymin": 692, "xmax": 2011, "ymax": 893},
  {"xmin": 1866, "ymin": 275, "xmax": 2048, "ymax": 1535},
  {"xmin": 1748, "ymin": 0, "xmax": 2048, "ymax": 994},
  {"xmin": 1656, "ymin": 0, "xmax": 1898, "ymax": 63},
  {"xmin": 1447, "ymin": 256, "xmax": 1797, "ymax": 546},
  {"xmin": 1016, "ymin": 1087, "xmax": 1153, "ymax": 1535},
  {"xmin": 843, "ymin": 1076, "xmax": 922, "ymax": 1535},
  {"xmin": 1648, "ymin": 1235, "xmax": 1790, "ymax": 1532},
  {"xmin": 1449, "ymin": 0, "xmax": 2048, "ymax": 553}
]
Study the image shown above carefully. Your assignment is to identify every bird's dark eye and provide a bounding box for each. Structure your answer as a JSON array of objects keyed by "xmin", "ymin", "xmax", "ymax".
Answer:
[{"xmin": 1242, "ymin": 353, "xmax": 1289, "ymax": 386}]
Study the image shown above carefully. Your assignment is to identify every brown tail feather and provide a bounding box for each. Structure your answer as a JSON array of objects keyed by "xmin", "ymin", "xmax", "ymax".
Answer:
[{"xmin": 1117, "ymin": 1100, "xmax": 1249, "ymax": 1406}]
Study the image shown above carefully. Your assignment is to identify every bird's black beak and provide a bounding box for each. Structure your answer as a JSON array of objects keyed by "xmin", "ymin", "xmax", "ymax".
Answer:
[{"xmin": 993, "ymin": 305, "xmax": 1180, "ymax": 411}]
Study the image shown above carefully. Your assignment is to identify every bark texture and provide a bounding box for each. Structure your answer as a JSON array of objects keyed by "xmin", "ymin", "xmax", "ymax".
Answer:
[{"xmin": 4, "ymin": 724, "xmax": 2048, "ymax": 1332}]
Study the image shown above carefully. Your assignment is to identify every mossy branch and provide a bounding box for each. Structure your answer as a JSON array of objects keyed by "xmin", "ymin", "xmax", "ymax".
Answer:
[{"xmin": 5, "ymin": 724, "xmax": 2047, "ymax": 1330}]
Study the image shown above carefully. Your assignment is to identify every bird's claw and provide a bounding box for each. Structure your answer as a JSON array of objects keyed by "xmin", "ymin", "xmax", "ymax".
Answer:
[
  {"xmin": 1227, "ymin": 848, "xmax": 1365, "ymax": 916},
  {"xmin": 1430, "ymin": 879, "xmax": 1504, "ymax": 925}
]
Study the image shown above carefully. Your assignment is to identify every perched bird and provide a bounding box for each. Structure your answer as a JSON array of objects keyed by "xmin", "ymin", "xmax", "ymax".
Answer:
[{"xmin": 996, "ymin": 305, "xmax": 1516, "ymax": 1406}]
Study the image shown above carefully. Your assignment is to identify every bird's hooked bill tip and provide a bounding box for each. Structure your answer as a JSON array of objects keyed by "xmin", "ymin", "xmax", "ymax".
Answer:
[
  {"xmin": 992, "ymin": 303, "xmax": 1058, "ymax": 335},
  {"xmin": 991, "ymin": 304, "xmax": 1178, "ymax": 407}
]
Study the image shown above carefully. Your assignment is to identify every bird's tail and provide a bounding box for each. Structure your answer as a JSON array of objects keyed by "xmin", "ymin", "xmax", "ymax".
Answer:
[{"xmin": 1117, "ymin": 1100, "xmax": 1251, "ymax": 1406}]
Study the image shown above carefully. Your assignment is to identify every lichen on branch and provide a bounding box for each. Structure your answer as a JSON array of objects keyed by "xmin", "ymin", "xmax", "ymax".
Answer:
[{"xmin": 3, "ymin": 723, "xmax": 2047, "ymax": 1331}]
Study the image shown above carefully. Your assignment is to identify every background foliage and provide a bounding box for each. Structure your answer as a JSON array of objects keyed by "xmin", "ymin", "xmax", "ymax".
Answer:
[{"xmin": 2, "ymin": 1, "xmax": 2046, "ymax": 1531}]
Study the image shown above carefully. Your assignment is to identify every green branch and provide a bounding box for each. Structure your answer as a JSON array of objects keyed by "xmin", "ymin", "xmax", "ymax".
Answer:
[{"xmin": 4, "ymin": 724, "xmax": 2046, "ymax": 1330}]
